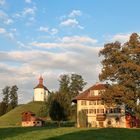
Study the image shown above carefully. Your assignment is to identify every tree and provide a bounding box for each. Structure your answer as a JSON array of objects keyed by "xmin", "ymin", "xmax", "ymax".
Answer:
[
  {"xmin": 2, "ymin": 86, "xmax": 10, "ymax": 106},
  {"xmin": 70, "ymin": 74, "xmax": 87, "ymax": 99},
  {"xmin": 0, "ymin": 102, "xmax": 7, "ymax": 116},
  {"xmin": 59, "ymin": 74, "xmax": 86, "ymax": 100},
  {"xmin": 7, "ymin": 85, "xmax": 18, "ymax": 112},
  {"xmin": 78, "ymin": 110, "xmax": 87, "ymax": 127},
  {"xmin": 37, "ymin": 102, "xmax": 48, "ymax": 118},
  {"xmin": 49, "ymin": 92, "xmax": 70, "ymax": 127},
  {"xmin": 99, "ymin": 33, "xmax": 140, "ymax": 117},
  {"xmin": 58, "ymin": 74, "xmax": 86, "ymax": 119},
  {"xmin": 59, "ymin": 74, "xmax": 70, "ymax": 95}
]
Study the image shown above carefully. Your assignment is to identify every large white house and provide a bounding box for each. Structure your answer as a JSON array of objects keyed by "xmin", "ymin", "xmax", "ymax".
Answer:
[
  {"xmin": 34, "ymin": 76, "xmax": 49, "ymax": 101},
  {"xmin": 72, "ymin": 83, "xmax": 140, "ymax": 128}
]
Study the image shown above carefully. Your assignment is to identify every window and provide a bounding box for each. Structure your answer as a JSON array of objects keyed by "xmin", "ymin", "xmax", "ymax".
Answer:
[
  {"xmin": 93, "ymin": 101, "xmax": 96, "ymax": 105},
  {"xmin": 89, "ymin": 109, "xmax": 93, "ymax": 114},
  {"xmin": 93, "ymin": 109, "xmax": 96, "ymax": 114},
  {"xmin": 81, "ymin": 100, "xmax": 86, "ymax": 105},
  {"xmin": 97, "ymin": 100, "xmax": 102, "ymax": 105},
  {"xmin": 98, "ymin": 90, "xmax": 104, "ymax": 96},
  {"xmin": 110, "ymin": 109, "xmax": 113, "ymax": 113},
  {"xmin": 101, "ymin": 101, "xmax": 104, "ymax": 105},
  {"xmin": 89, "ymin": 101, "xmax": 96, "ymax": 105},
  {"xmin": 106, "ymin": 109, "xmax": 110, "ymax": 114},
  {"xmin": 96, "ymin": 109, "xmax": 104, "ymax": 114},
  {"xmin": 90, "ymin": 90, "xmax": 95, "ymax": 96},
  {"xmin": 100, "ymin": 109, "xmax": 104, "ymax": 113},
  {"xmin": 89, "ymin": 101, "xmax": 92, "ymax": 105},
  {"xmin": 97, "ymin": 109, "xmax": 100, "ymax": 113},
  {"xmin": 82, "ymin": 109, "xmax": 88, "ymax": 114}
]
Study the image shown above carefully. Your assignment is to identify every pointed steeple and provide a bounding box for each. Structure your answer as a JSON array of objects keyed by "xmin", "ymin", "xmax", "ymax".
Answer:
[{"xmin": 39, "ymin": 75, "xmax": 43, "ymax": 85}]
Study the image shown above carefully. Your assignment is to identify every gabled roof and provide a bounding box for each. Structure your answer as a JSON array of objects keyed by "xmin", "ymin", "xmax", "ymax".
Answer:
[
  {"xmin": 34, "ymin": 76, "xmax": 49, "ymax": 90},
  {"xmin": 21, "ymin": 111, "xmax": 35, "ymax": 115},
  {"xmin": 72, "ymin": 83, "xmax": 107, "ymax": 103},
  {"xmin": 34, "ymin": 84, "xmax": 48, "ymax": 90}
]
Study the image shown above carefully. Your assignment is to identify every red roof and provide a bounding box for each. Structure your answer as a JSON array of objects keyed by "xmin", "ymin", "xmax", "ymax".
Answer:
[
  {"xmin": 72, "ymin": 83, "xmax": 107, "ymax": 102},
  {"xmin": 34, "ymin": 83, "xmax": 48, "ymax": 90},
  {"xmin": 34, "ymin": 76, "xmax": 48, "ymax": 90}
]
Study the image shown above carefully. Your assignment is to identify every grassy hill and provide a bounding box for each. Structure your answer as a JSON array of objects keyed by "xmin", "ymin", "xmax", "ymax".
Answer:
[
  {"xmin": 0, "ymin": 101, "xmax": 44, "ymax": 126},
  {"xmin": 0, "ymin": 127, "xmax": 140, "ymax": 140}
]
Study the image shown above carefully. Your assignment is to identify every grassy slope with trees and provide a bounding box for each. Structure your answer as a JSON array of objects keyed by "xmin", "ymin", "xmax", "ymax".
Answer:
[{"xmin": 0, "ymin": 101, "xmax": 44, "ymax": 126}]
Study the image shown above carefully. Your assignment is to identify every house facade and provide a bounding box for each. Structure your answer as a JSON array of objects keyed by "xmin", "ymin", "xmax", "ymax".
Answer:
[
  {"xmin": 21, "ymin": 111, "xmax": 45, "ymax": 127},
  {"xmin": 73, "ymin": 83, "xmax": 140, "ymax": 128},
  {"xmin": 34, "ymin": 76, "xmax": 49, "ymax": 101}
]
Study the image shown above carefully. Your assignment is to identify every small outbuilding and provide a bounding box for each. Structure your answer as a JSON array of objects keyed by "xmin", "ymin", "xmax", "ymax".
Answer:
[{"xmin": 21, "ymin": 111, "xmax": 45, "ymax": 127}]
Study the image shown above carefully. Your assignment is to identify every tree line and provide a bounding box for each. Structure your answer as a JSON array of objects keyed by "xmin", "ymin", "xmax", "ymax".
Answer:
[{"xmin": 0, "ymin": 85, "xmax": 18, "ymax": 116}]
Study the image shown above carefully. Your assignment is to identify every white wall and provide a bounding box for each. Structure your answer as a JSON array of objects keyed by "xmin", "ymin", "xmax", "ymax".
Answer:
[{"xmin": 34, "ymin": 88, "xmax": 48, "ymax": 101}]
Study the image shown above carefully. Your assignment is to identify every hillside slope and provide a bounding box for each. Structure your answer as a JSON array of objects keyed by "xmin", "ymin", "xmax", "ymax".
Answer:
[{"xmin": 0, "ymin": 101, "xmax": 44, "ymax": 126}]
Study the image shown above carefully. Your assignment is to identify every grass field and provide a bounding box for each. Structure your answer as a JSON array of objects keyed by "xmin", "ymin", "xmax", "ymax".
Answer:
[
  {"xmin": 0, "ymin": 126, "xmax": 140, "ymax": 140},
  {"xmin": 0, "ymin": 101, "xmax": 44, "ymax": 126}
]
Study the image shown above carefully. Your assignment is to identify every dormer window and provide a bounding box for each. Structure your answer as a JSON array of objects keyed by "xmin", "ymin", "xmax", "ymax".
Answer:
[{"xmin": 90, "ymin": 90, "xmax": 95, "ymax": 96}]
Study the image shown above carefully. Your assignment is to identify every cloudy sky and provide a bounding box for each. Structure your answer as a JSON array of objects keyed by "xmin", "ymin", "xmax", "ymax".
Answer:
[{"xmin": 0, "ymin": 0, "xmax": 140, "ymax": 103}]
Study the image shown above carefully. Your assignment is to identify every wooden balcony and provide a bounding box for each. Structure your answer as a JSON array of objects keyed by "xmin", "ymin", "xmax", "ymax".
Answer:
[{"xmin": 96, "ymin": 114, "xmax": 106, "ymax": 121}]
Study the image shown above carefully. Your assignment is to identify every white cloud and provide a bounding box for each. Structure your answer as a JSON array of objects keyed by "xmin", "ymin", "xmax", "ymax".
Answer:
[
  {"xmin": 13, "ymin": 6, "xmax": 37, "ymax": 25},
  {"xmin": 0, "ymin": 37, "xmax": 102, "ymax": 103},
  {"xmin": 0, "ymin": 27, "xmax": 6, "ymax": 33},
  {"xmin": 0, "ymin": 0, "xmax": 5, "ymax": 5},
  {"xmin": 60, "ymin": 18, "xmax": 78, "ymax": 27},
  {"xmin": 25, "ymin": 0, "xmax": 32, "ymax": 3},
  {"xmin": 14, "ymin": 6, "xmax": 36, "ymax": 18},
  {"xmin": 31, "ymin": 36, "xmax": 98, "ymax": 50},
  {"xmin": 4, "ymin": 18, "xmax": 13, "ymax": 24},
  {"xmin": 38, "ymin": 26, "xmax": 58, "ymax": 35},
  {"xmin": 78, "ymin": 25, "xmax": 84, "ymax": 30},
  {"xmin": 69, "ymin": 10, "xmax": 82, "ymax": 18},
  {"xmin": 111, "ymin": 33, "xmax": 130, "ymax": 43},
  {"xmin": 0, "ymin": 10, "xmax": 13, "ymax": 25},
  {"xmin": 61, "ymin": 36, "xmax": 97, "ymax": 44},
  {"xmin": 50, "ymin": 28, "xmax": 58, "ymax": 35},
  {"xmin": 22, "ymin": 7, "xmax": 36, "ymax": 16},
  {"xmin": 38, "ymin": 26, "xmax": 49, "ymax": 32},
  {"xmin": 59, "ymin": 9, "xmax": 84, "ymax": 29},
  {"xmin": 0, "ymin": 27, "xmax": 14, "ymax": 40}
]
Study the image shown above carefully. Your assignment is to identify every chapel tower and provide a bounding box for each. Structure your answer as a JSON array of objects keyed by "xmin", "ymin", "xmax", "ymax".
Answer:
[{"xmin": 34, "ymin": 76, "xmax": 49, "ymax": 101}]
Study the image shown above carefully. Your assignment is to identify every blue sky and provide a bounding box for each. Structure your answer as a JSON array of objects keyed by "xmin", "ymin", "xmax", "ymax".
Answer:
[{"xmin": 0, "ymin": 0, "xmax": 140, "ymax": 103}]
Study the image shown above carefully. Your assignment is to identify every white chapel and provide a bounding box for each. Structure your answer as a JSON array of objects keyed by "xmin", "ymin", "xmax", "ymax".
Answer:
[{"xmin": 34, "ymin": 76, "xmax": 49, "ymax": 101}]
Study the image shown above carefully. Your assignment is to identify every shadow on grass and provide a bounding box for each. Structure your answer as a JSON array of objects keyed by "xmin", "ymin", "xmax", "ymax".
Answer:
[
  {"xmin": 0, "ymin": 121, "xmax": 75, "ymax": 139},
  {"xmin": 43, "ymin": 128, "xmax": 140, "ymax": 140},
  {"xmin": 0, "ymin": 126, "xmax": 55, "ymax": 139}
]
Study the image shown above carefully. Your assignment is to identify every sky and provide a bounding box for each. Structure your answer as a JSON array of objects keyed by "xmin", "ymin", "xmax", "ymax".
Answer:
[{"xmin": 0, "ymin": 0, "xmax": 140, "ymax": 103}]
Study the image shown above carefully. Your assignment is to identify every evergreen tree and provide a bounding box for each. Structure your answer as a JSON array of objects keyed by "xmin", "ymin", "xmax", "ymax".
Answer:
[
  {"xmin": 99, "ymin": 33, "xmax": 140, "ymax": 117},
  {"xmin": 6, "ymin": 85, "xmax": 18, "ymax": 112},
  {"xmin": 9, "ymin": 85, "xmax": 18, "ymax": 109},
  {"xmin": 70, "ymin": 74, "xmax": 87, "ymax": 99},
  {"xmin": 59, "ymin": 74, "xmax": 70, "ymax": 96},
  {"xmin": 2, "ymin": 86, "xmax": 10, "ymax": 106},
  {"xmin": 0, "ymin": 102, "xmax": 7, "ymax": 116},
  {"xmin": 59, "ymin": 74, "xmax": 86, "ymax": 100},
  {"xmin": 49, "ymin": 92, "xmax": 70, "ymax": 127}
]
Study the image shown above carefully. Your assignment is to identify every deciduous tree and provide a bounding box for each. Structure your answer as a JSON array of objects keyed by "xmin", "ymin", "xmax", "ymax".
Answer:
[{"xmin": 99, "ymin": 33, "xmax": 140, "ymax": 117}]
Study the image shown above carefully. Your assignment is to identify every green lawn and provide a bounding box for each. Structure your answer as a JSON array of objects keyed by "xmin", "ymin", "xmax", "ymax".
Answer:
[{"xmin": 0, "ymin": 126, "xmax": 140, "ymax": 140}]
